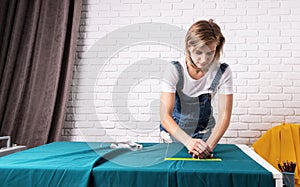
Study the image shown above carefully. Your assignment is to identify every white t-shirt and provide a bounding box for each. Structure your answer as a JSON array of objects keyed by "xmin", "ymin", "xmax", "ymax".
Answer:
[{"xmin": 161, "ymin": 58, "xmax": 233, "ymax": 97}]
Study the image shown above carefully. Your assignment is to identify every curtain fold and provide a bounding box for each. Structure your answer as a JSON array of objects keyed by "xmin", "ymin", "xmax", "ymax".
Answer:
[{"xmin": 0, "ymin": 0, "xmax": 82, "ymax": 148}]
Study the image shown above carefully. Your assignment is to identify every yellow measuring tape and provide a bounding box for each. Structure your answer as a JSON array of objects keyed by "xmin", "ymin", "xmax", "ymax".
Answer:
[{"xmin": 165, "ymin": 157, "xmax": 222, "ymax": 161}]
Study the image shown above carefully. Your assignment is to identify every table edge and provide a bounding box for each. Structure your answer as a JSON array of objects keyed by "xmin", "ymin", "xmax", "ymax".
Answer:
[{"xmin": 235, "ymin": 144, "xmax": 283, "ymax": 187}]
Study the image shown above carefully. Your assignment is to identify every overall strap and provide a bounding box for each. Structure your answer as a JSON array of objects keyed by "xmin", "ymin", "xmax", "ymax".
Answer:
[
  {"xmin": 208, "ymin": 63, "xmax": 228, "ymax": 92},
  {"xmin": 171, "ymin": 61, "xmax": 184, "ymax": 91}
]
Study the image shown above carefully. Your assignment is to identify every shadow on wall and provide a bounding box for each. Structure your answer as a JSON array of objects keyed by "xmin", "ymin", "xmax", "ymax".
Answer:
[{"xmin": 63, "ymin": 23, "xmax": 187, "ymax": 143}]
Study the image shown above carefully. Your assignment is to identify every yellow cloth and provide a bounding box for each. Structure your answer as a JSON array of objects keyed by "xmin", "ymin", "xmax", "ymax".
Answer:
[{"xmin": 252, "ymin": 123, "xmax": 300, "ymax": 185}]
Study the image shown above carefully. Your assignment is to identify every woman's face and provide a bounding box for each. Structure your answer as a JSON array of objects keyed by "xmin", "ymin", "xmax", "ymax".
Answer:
[{"xmin": 188, "ymin": 42, "xmax": 217, "ymax": 71}]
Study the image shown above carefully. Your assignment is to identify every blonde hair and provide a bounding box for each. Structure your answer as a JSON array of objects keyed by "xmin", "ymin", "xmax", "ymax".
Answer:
[{"xmin": 185, "ymin": 19, "xmax": 225, "ymax": 65}]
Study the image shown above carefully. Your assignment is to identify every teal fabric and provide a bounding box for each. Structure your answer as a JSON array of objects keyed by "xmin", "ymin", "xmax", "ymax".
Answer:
[
  {"xmin": 0, "ymin": 142, "xmax": 100, "ymax": 187},
  {"xmin": 92, "ymin": 143, "xmax": 275, "ymax": 187},
  {"xmin": 0, "ymin": 142, "xmax": 274, "ymax": 187}
]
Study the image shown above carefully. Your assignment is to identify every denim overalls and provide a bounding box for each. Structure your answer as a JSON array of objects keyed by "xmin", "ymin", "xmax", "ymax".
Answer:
[{"xmin": 160, "ymin": 61, "xmax": 228, "ymax": 142}]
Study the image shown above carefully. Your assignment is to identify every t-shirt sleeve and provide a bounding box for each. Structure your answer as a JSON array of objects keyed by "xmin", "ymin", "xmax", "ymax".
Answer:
[
  {"xmin": 161, "ymin": 62, "xmax": 179, "ymax": 93},
  {"xmin": 218, "ymin": 65, "xmax": 233, "ymax": 94}
]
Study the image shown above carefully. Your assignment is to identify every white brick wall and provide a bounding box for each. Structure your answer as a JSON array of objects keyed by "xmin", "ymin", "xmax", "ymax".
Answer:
[{"xmin": 62, "ymin": 0, "xmax": 300, "ymax": 146}]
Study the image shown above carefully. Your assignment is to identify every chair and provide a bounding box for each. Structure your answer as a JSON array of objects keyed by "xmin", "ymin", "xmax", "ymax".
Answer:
[{"xmin": 252, "ymin": 123, "xmax": 300, "ymax": 186}]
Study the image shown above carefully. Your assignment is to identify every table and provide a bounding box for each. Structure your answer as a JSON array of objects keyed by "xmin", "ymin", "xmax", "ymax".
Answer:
[
  {"xmin": 0, "ymin": 136, "xmax": 26, "ymax": 157},
  {"xmin": 0, "ymin": 142, "xmax": 282, "ymax": 187}
]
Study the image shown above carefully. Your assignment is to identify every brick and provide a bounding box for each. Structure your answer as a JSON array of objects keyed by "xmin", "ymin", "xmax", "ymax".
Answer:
[
  {"xmin": 225, "ymin": 9, "xmax": 246, "ymax": 16},
  {"xmin": 225, "ymin": 23, "xmax": 247, "ymax": 30},
  {"xmin": 271, "ymin": 108, "xmax": 294, "ymax": 116},
  {"xmin": 67, "ymin": 136, "xmax": 87, "ymax": 141},
  {"xmin": 284, "ymin": 73, "xmax": 300, "ymax": 80},
  {"xmin": 106, "ymin": 129, "xmax": 127, "ymax": 136},
  {"xmin": 259, "ymin": 44, "xmax": 280, "ymax": 51},
  {"xmin": 239, "ymin": 130, "xmax": 261, "ymax": 138},
  {"xmin": 203, "ymin": 9, "xmax": 225, "ymax": 16},
  {"xmin": 237, "ymin": 30, "xmax": 258, "ymax": 37},
  {"xmin": 74, "ymin": 122, "xmax": 94, "ymax": 128},
  {"xmin": 285, "ymin": 116, "xmax": 300, "ymax": 123},
  {"xmin": 282, "ymin": 29, "xmax": 300, "ymax": 37},
  {"xmin": 250, "ymin": 138, "xmax": 259, "ymax": 145},
  {"xmin": 247, "ymin": 9, "xmax": 267, "ymax": 16},
  {"xmin": 236, "ymin": 44, "xmax": 257, "ymax": 51},
  {"xmin": 233, "ymin": 79, "xmax": 247, "ymax": 87},
  {"xmin": 284, "ymin": 101, "xmax": 300, "ymax": 108},
  {"xmin": 63, "ymin": 121, "xmax": 75, "ymax": 128},
  {"xmin": 173, "ymin": 3, "xmax": 194, "ymax": 10},
  {"xmin": 163, "ymin": 10, "xmax": 183, "ymax": 17},
  {"xmin": 247, "ymin": 36, "xmax": 268, "ymax": 44},
  {"xmin": 269, "ymin": 23, "xmax": 291, "ymax": 29},
  {"xmin": 227, "ymin": 138, "xmax": 250, "ymax": 145},
  {"xmin": 259, "ymin": 1, "xmax": 280, "ymax": 8},
  {"xmin": 269, "ymin": 94, "xmax": 292, "ymax": 101},
  {"xmin": 280, "ymin": 1, "xmax": 300, "ymax": 8},
  {"xmin": 121, "ymin": 0, "xmax": 141, "ymax": 3},
  {"xmin": 282, "ymin": 44, "xmax": 300, "ymax": 50},
  {"xmin": 240, "ymin": 116, "xmax": 261, "ymax": 123},
  {"xmin": 292, "ymin": 51, "xmax": 300, "ymax": 57},
  {"xmin": 291, "ymin": 8, "xmax": 300, "ymax": 15},
  {"xmin": 260, "ymin": 72, "xmax": 282, "ymax": 79},
  {"xmin": 247, "ymin": 51, "xmax": 268, "ymax": 57},
  {"xmin": 262, "ymin": 116, "xmax": 285, "ymax": 123},
  {"xmin": 249, "ymin": 65, "xmax": 269, "ymax": 72},
  {"xmin": 216, "ymin": 2, "xmax": 236, "ymax": 8},
  {"xmin": 269, "ymin": 51, "xmax": 292, "ymax": 58},
  {"xmin": 194, "ymin": 2, "xmax": 215, "ymax": 9},
  {"xmin": 237, "ymin": 86, "xmax": 259, "ymax": 93},
  {"xmin": 148, "ymin": 130, "xmax": 160, "ymax": 137},
  {"xmin": 237, "ymin": 1, "xmax": 258, "ymax": 8},
  {"xmin": 249, "ymin": 123, "xmax": 272, "ymax": 131},
  {"xmin": 238, "ymin": 101, "xmax": 260, "ymax": 108},
  {"xmin": 261, "ymin": 87, "xmax": 283, "ymax": 94},
  {"xmin": 248, "ymin": 79, "xmax": 270, "ymax": 87},
  {"xmin": 218, "ymin": 16, "xmax": 237, "ymax": 23},
  {"xmin": 225, "ymin": 51, "xmax": 246, "ymax": 57},
  {"xmin": 81, "ymin": 11, "xmax": 99, "ymax": 18},
  {"xmin": 248, "ymin": 108, "xmax": 270, "ymax": 115},
  {"xmin": 293, "ymin": 94, "xmax": 300, "ymax": 101},
  {"xmin": 226, "ymin": 36, "xmax": 245, "ymax": 44},
  {"xmin": 152, "ymin": 3, "xmax": 172, "ymax": 10},
  {"xmin": 218, "ymin": 138, "xmax": 227, "ymax": 144},
  {"xmin": 81, "ymin": 128, "xmax": 106, "ymax": 136},
  {"xmin": 82, "ymin": 0, "xmax": 98, "ymax": 5},
  {"xmin": 80, "ymin": 25, "xmax": 99, "ymax": 32},
  {"xmin": 268, "ymin": 8, "xmax": 290, "ymax": 15},
  {"xmin": 138, "ymin": 136, "xmax": 160, "ymax": 142},
  {"xmin": 258, "ymin": 15, "xmax": 280, "ymax": 23},
  {"xmin": 238, "ymin": 72, "xmax": 260, "ymax": 79},
  {"xmin": 223, "ymin": 130, "xmax": 238, "ymax": 138},
  {"xmin": 268, "ymin": 37, "xmax": 291, "ymax": 44},
  {"xmin": 228, "ymin": 122, "xmax": 249, "ymax": 130},
  {"xmin": 238, "ymin": 16, "xmax": 257, "ymax": 23},
  {"xmin": 140, "ymin": 10, "xmax": 161, "ymax": 17}
]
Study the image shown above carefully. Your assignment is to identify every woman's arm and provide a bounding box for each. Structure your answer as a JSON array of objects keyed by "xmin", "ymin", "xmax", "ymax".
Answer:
[
  {"xmin": 206, "ymin": 94, "xmax": 233, "ymax": 150},
  {"xmin": 160, "ymin": 92, "xmax": 211, "ymax": 157},
  {"xmin": 160, "ymin": 92, "xmax": 190, "ymax": 144}
]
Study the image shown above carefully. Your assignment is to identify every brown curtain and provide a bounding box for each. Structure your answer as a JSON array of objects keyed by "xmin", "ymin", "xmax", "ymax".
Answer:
[{"xmin": 0, "ymin": 0, "xmax": 82, "ymax": 148}]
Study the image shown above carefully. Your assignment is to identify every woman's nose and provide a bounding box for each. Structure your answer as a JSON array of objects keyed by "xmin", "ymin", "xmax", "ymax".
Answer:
[{"xmin": 199, "ymin": 54, "xmax": 207, "ymax": 63}]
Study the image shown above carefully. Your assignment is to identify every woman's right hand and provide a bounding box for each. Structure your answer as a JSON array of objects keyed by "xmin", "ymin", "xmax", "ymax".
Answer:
[{"xmin": 186, "ymin": 138, "xmax": 212, "ymax": 159}]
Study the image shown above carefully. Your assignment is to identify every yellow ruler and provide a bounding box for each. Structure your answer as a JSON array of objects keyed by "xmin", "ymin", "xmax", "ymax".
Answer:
[{"xmin": 165, "ymin": 157, "xmax": 222, "ymax": 161}]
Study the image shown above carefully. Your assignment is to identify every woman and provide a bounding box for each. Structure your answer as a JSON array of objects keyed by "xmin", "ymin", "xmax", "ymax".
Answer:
[{"xmin": 160, "ymin": 19, "xmax": 233, "ymax": 159}]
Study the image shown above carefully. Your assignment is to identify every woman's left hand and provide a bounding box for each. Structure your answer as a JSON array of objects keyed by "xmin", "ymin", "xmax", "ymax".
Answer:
[{"xmin": 187, "ymin": 139, "xmax": 212, "ymax": 159}]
